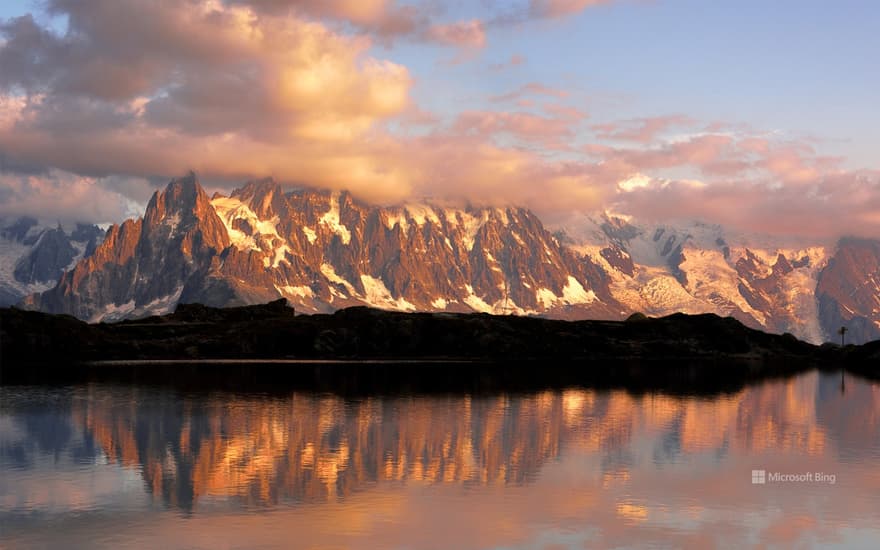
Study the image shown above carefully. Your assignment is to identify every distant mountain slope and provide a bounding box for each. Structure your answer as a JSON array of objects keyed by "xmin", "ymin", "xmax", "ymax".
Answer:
[
  {"xmin": 25, "ymin": 174, "xmax": 623, "ymax": 322},
  {"xmin": 0, "ymin": 217, "xmax": 103, "ymax": 305},
  {"xmin": 816, "ymin": 238, "xmax": 880, "ymax": 345},
  {"xmin": 559, "ymin": 213, "xmax": 875, "ymax": 344}
]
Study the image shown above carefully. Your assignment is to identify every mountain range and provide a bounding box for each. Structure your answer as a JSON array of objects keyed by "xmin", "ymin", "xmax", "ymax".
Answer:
[{"xmin": 9, "ymin": 173, "xmax": 880, "ymax": 344}]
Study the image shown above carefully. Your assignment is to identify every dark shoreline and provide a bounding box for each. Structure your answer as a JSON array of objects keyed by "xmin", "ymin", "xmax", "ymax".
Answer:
[
  {"xmin": 0, "ymin": 357, "xmax": 845, "ymax": 397},
  {"xmin": 2, "ymin": 300, "xmax": 878, "ymax": 392}
]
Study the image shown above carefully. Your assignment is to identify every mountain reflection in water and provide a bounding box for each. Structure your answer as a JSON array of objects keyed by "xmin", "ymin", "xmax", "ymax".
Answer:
[{"xmin": 1, "ymin": 370, "xmax": 879, "ymax": 549}]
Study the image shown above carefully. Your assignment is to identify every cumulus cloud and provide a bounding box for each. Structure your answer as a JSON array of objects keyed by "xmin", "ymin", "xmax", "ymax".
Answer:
[
  {"xmin": 0, "ymin": 0, "xmax": 615, "ymax": 223},
  {"xmin": 0, "ymin": 2, "xmax": 414, "ymax": 192}
]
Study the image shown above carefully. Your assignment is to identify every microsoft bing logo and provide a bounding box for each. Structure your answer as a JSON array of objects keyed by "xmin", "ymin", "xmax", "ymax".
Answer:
[{"xmin": 752, "ymin": 470, "xmax": 766, "ymax": 484}]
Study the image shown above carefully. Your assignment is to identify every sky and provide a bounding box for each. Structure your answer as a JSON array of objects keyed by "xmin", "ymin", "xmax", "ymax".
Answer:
[{"xmin": 0, "ymin": 0, "xmax": 878, "ymax": 239}]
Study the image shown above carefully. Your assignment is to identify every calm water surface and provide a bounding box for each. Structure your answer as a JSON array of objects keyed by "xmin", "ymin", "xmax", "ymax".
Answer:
[{"xmin": 1, "ymin": 370, "xmax": 879, "ymax": 549}]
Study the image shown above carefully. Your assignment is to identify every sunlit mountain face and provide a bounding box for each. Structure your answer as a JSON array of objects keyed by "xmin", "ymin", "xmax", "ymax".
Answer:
[
  {"xmin": 13, "ymin": 173, "xmax": 880, "ymax": 344},
  {"xmin": 2, "ymin": 372, "xmax": 880, "ymax": 547}
]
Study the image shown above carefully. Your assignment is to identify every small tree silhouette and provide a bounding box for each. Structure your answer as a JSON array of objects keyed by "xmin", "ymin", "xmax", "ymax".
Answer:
[{"xmin": 837, "ymin": 326, "xmax": 848, "ymax": 347}]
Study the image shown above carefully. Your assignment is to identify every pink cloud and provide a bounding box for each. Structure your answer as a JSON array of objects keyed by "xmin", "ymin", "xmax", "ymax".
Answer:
[
  {"xmin": 529, "ymin": 0, "xmax": 614, "ymax": 18},
  {"xmin": 611, "ymin": 168, "xmax": 880, "ymax": 239},
  {"xmin": 489, "ymin": 54, "xmax": 527, "ymax": 71},
  {"xmin": 225, "ymin": 0, "xmax": 424, "ymax": 42},
  {"xmin": 490, "ymin": 0, "xmax": 620, "ymax": 25},
  {"xmin": 592, "ymin": 115, "xmax": 695, "ymax": 144},
  {"xmin": 425, "ymin": 19, "xmax": 486, "ymax": 48},
  {"xmin": 576, "ymin": 128, "xmax": 880, "ymax": 238},
  {"xmin": 592, "ymin": 134, "xmax": 742, "ymax": 175},
  {"xmin": 451, "ymin": 110, "xmax": 578, "ymax": 142},
  {"xmin": 489, "ymin": 82, "xmax": 569, "ymax": 103},
  {"xmin": 542, "ymin": 103, "xmax": 589, "ymax": 121}
]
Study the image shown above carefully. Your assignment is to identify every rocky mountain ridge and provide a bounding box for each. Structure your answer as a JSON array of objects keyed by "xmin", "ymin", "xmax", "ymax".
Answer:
[
  {"xmin": 24, "ymin": 173, "xmax": 622, "ymax": 323},
  {"xmin": 18, "ymin": 173, "xmax": 880, "ymax": 344}
]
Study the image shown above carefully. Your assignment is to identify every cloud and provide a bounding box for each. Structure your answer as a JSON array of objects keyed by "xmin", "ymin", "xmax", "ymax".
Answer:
[
  {"xmin": 0, "ymin": 2, "xmax": 413, "ymax": 185},
  {"xmin": 225, "ymin": 0, "xmax": 492, "ymax": 49},
  {"xmin": 2, "ymin": 1, "xmax": 279, "ymax": 101},
  {"xmin": 489, "ymin": 82, "xmax": 569, "ymax": 103},
  {"xmin": 542, "ymin": 103, "xmax": 588, "ymax": 122},
  {"xmin": 529, "ymin": 0, "xmax": 614, "ymax": 19},
  {"xmin": 449, "ymin": 110, "xmax": 580, "ymax": 143},
  {"xmin": 226, "ymin": 0, "xmax": 423, "ymax": 41},
  {"xmin": 592, "ymin": 115, "xmax": 695, "ymax": 143},
  {"xmin": 488, "ymin": 0, "xmax": 619, "ymax": 26},
  {"xmin": 586, "ymin": 130, "xmax": 878, "ymax": 238},
  {"xmin": 0, "ymin": 170, "xmax": 146, "ymax": 223},
  {"xmin": 424, "ymin": 20, "xmax": 486, "ymax": 49},
  {"xmin": 598, "ymin": 134, "xmax": 746, "ymax": 176},
  {"xmin": 0, "ymin": 1, "xmax": 614, "ymax": 222},
  {"xmin": 488, "ymin": 54, "xmax": 526, "ymax": 72},
  {"xmin": 590, "ymin": 132, "xmax": 846, "ymax": 182},
  {"xmin": 228, "ymin": 0, "xmax": 397, "ymax": 25},
  {"xmin": 610, "ymin": 169, "xmax": 880, "ymax": 239}
]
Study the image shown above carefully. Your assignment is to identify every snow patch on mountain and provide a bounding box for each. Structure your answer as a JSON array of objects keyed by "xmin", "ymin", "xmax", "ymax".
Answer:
[
  {"xmin": 267, "ymin": 244, "xmax": 291, "ymax": 268},
  {"xmin": 89, "ymin": 299, "xmax": 136, "ymax": 323},
  {"xmin": 534, "ymin": 278, "xmax": 597, "ymax": 309},
  {"xmin": 276, "ymin": 284, "xmax": 315, "ymax": 299},
  {"xmin": 212, "ymin": 196, "xmax": 281, "ymax": 251},
  {"xmin": 404, "ymin": 204, "xmax": 440, "ymax": 226},
  {"xmin": 88, "ymin": 286, "xmax": 186, "ymax": 323},
  {"xmin": 459, "ymin": 211, "xmax": 490, "ymax": 252},
  {"xmin": 463, "ymin": 294, "xmax": 494, "ymax": 313},
  {"xmin": 463, "ymin": 284, "xmax": 494, "ymax": 313},
  {"xmin": 320, "ymin": 263, "xmax": 356, "ymax": 296},
  {"xmin": 536, "ymin": 288, "xmax": 556, "ymax": 309},
  {"xmin": 360, "ymin": 274, "xmax": 416, "ymax": 311},
  {"xmin": 319, "ymin": 191, "xmax": 351, "ymax": 244},
  {"xmin": 384, "ymin": 211, "xmax": 409, "ymax": 231},
  {"xmin": 562, "ymin": 276, "xmax": 596, "ymax": 305}
]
